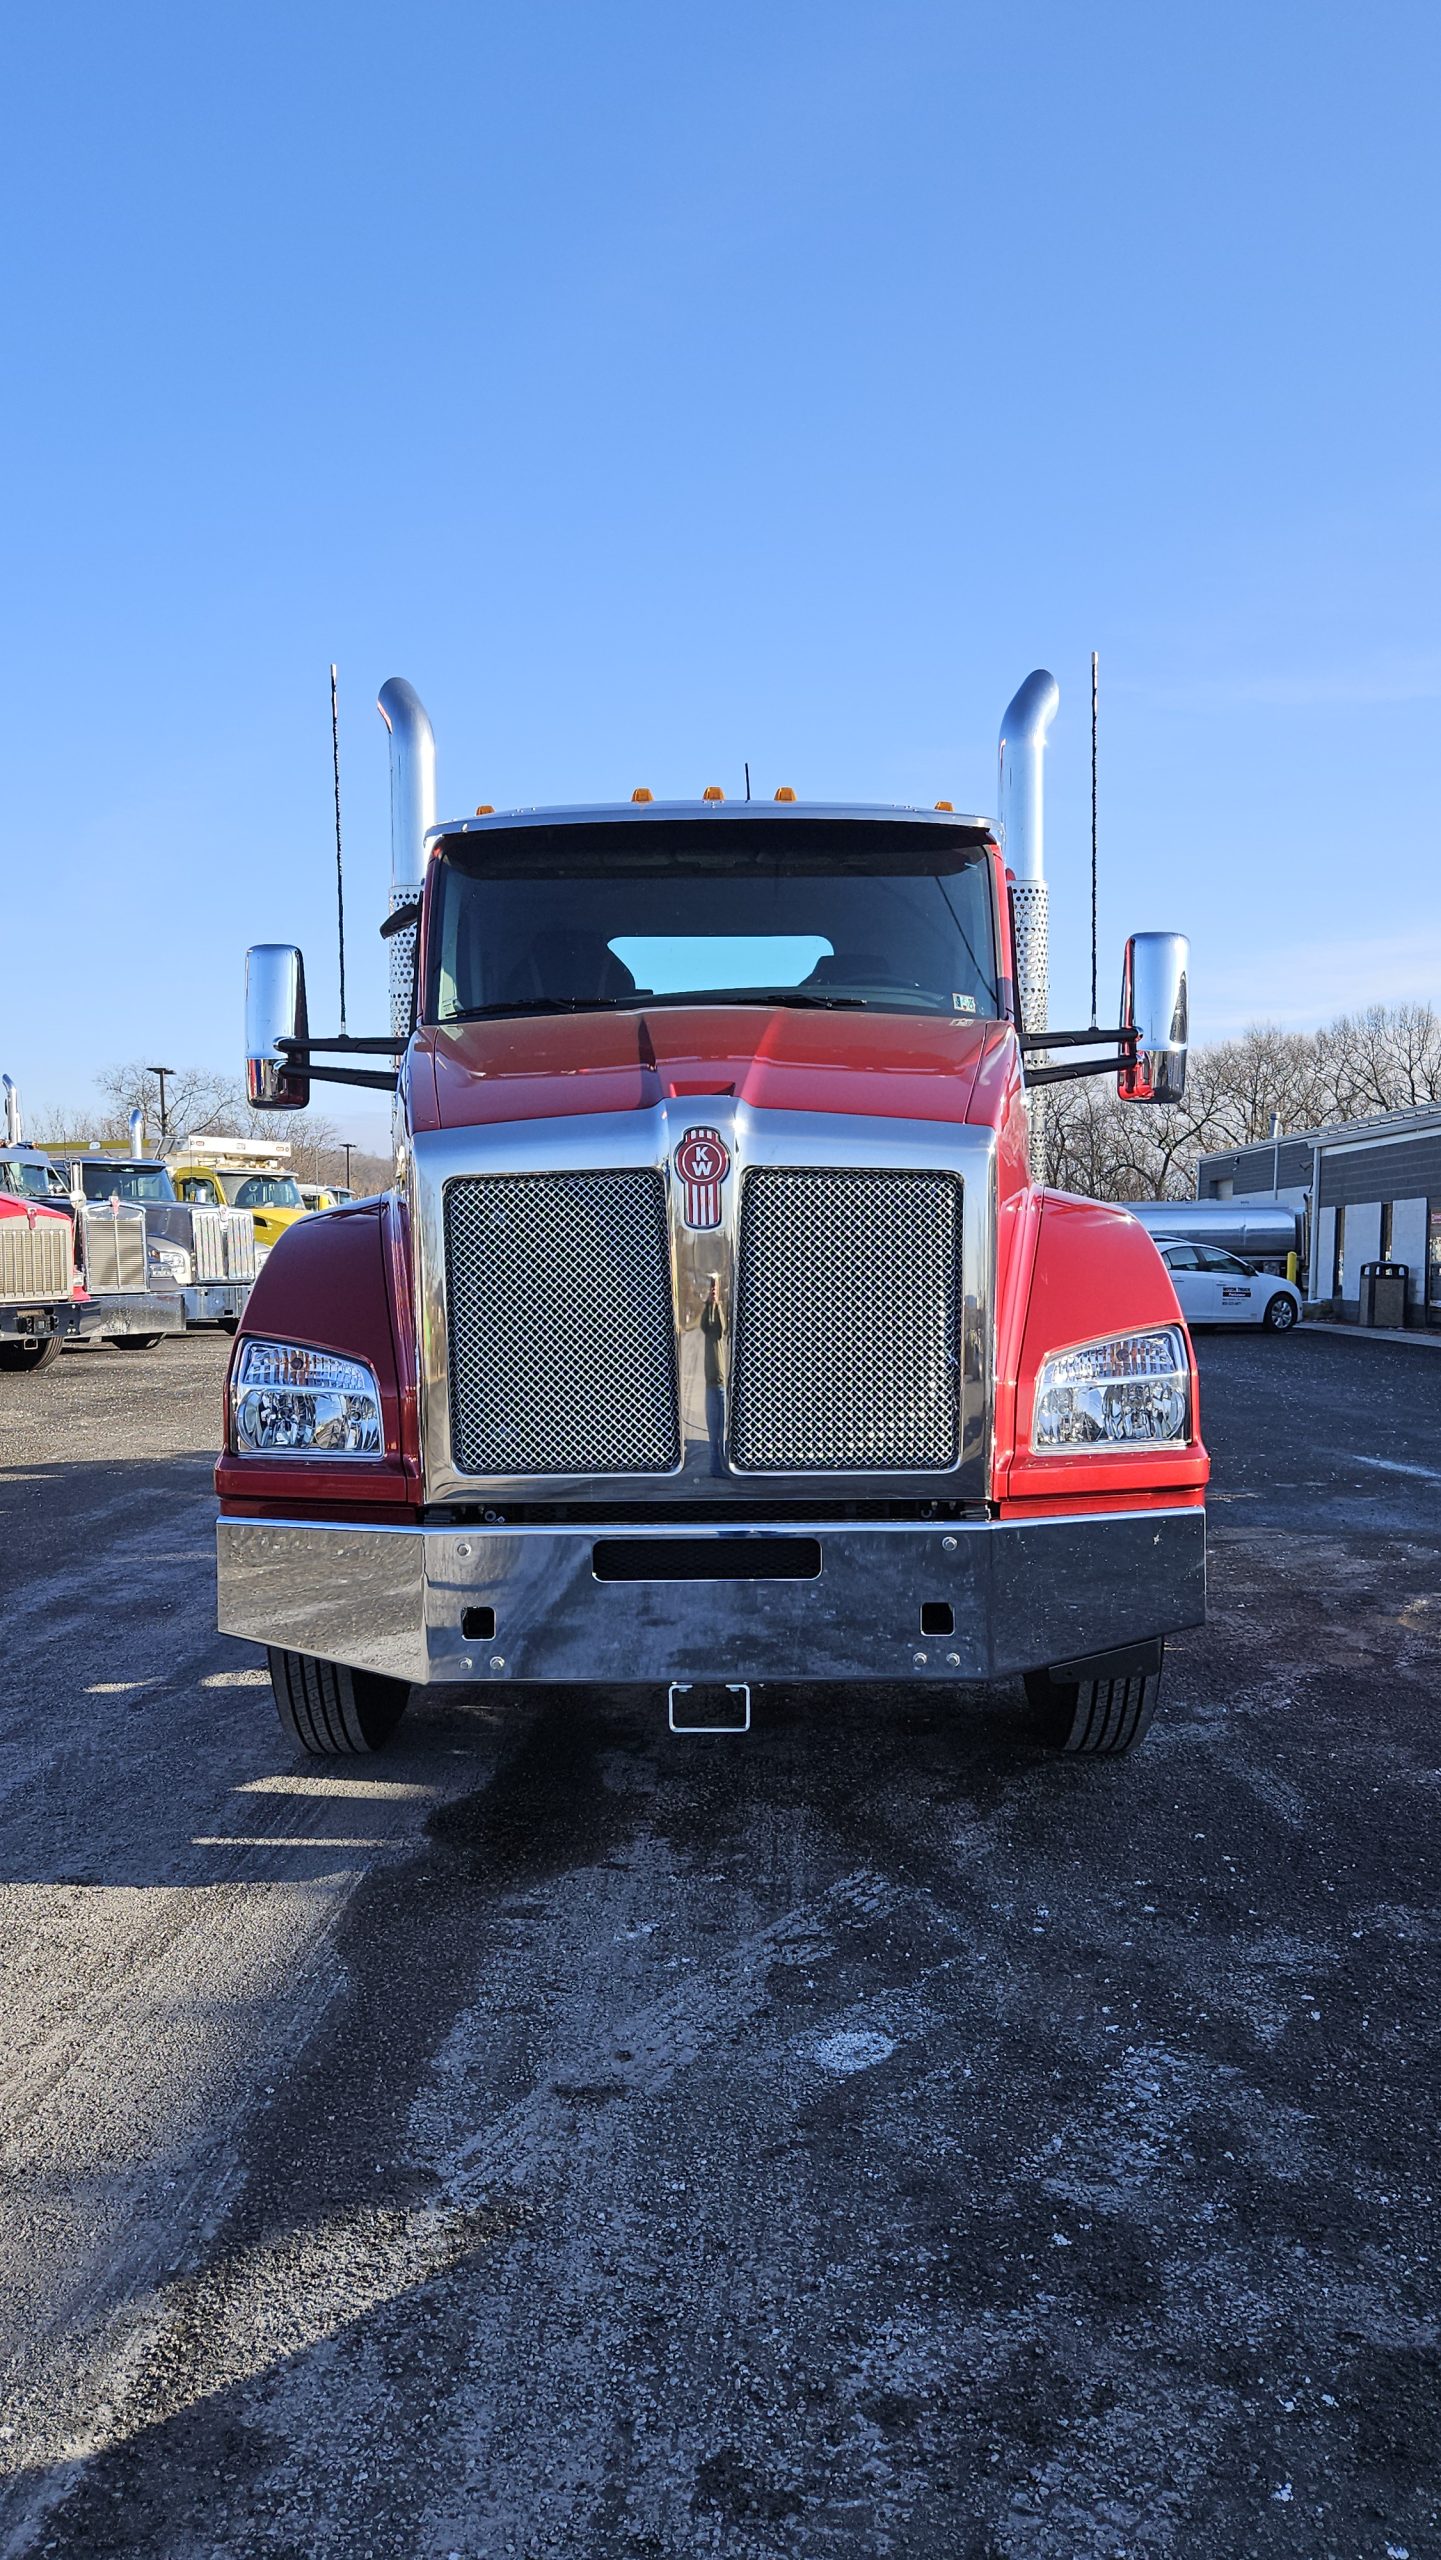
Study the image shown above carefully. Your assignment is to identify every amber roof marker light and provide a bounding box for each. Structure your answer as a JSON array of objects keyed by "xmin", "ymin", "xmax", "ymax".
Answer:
[
  {"xmin": 702, "ymin": 786, "xmax": 725, "ymax": 802},
  {"xmin": 474, "ymin": 804, "xmax": 495, "ymax": 816},
  {"xmin": 631, "ymin": 787, "xmax": 654, "ymax": 803},
  {"xmin": 774, "ymin": 786, "xmax": 797, "ymax": 802},
  {"xmin": 934, "ymin": 800, "xmax": 955, "ymax": 812}
]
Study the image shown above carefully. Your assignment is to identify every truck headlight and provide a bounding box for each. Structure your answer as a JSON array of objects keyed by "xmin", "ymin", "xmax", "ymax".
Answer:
[
  {"xmin": 148, "ymin": 1240, "xmax": 193, "ymax": 1288},
  {"xmin": 1033, "ymin": 1326, "xmax": 1189, "ymax": 1452},
  {"xmin": 231, "ymin": 1339, "xmax": 383, "ymax": 1456}
]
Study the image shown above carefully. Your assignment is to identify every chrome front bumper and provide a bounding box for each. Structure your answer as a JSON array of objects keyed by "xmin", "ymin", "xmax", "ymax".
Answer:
[
  {"xmin": 184, "ymin": 1282, "xmax": 249, "ymax": 1325},
  {"xmin": 217, "ymin": 1509, "xmax": 1205, "ymax": 1689},
  {"xmin": 70, "ymin": 1293, "xmax": 185, "ymax": 1342}
]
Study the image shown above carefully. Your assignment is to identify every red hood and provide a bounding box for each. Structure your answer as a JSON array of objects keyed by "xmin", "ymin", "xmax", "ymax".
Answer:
[
  {"xmin": 411, "ymin": 1006, "xmax": 1018, "ymax": 1133},
  {"xmin": 0, "ymin": 1194, "xmax": 68, "ymax": 1225}
]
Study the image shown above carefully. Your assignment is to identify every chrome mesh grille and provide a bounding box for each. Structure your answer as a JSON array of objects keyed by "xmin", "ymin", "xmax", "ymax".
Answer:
[
  {"xmin": 0, "ymin": 1216, "xmax": 70, "ymax": 1303},
  {"xmin": 730, "ymin": 1167, "xmax": 962, "ymax": 1472},
  {"xmin": 445, "ymin": 1172, "xmax": 680, "ymax": 1476}
]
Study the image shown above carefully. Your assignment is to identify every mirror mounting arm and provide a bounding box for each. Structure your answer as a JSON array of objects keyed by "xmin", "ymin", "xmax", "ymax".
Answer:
[
  {"xmin": 275, "ymin": 1062, "xmax": 399, "ymax": 1092},
  {"xmin": 277, "ymin": 1035, "xmax": 407, "ymax": 1057},
  {"xmin": 1026, "ymin": 1052, "xmax": 1137, "ymax": 1089},
  {"xmin": 1019, "ymin": 1025, "xmax": 1133, "ymax": 1053}
]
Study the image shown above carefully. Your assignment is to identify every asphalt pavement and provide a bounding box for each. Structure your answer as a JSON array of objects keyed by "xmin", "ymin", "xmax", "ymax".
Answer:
[{"xmin": 0, "ymin": 1325, "xmax": 1437, "ymax": 2559}]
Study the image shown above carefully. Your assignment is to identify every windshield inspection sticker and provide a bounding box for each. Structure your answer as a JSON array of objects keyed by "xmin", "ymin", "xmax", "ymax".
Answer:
[{"xmin": 951, "ymin": 992, "xmax": 977, "ymax": 1013}]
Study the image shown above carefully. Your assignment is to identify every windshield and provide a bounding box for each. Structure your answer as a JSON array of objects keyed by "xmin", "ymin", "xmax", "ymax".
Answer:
[
  {"xmin": 228, "ymin": 1174, "xmax": 303, "ymax": 1209},
  {"xmin": 79, "ymin": 1162, "xmax": 176, "ymax": 1204},
  {"xmin": 426, "ymin": 816, "xmax": 999, "ymax": 1024},
  {"xmin": 2, "ymin": 1161, "xmax": 57, "ymax": 1200}
]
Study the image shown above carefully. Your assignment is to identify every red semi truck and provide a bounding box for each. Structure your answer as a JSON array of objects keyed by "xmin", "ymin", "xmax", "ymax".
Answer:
[{"xmin": 218, "ymin": 671, "xmax": 1205, "ymax": 1759}]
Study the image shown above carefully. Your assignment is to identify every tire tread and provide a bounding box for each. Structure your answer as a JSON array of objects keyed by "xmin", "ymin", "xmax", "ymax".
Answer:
[
  {"xmin": 266, "ymin": 1647, "xmax": 409, "ymax": 1757},
  {"xmin": 1026, "ymin": 1654, "xmax": 1162, "ymax": 1756}
]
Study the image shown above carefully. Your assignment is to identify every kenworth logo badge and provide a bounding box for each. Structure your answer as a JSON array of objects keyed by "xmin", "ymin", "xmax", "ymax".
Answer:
[{"xmin": 672, "ymin": 1126, "xmax": 730, "ymax": 1230}]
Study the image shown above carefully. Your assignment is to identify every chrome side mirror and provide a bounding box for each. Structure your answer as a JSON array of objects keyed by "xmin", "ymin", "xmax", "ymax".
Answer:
[
  {"xmin": 1118, "ymin": 932, "xmax": 1188, "ymax": 1105},
  {"xmin": 245, "ymin": 944, "xmax": 311, "ymax": 1110}
]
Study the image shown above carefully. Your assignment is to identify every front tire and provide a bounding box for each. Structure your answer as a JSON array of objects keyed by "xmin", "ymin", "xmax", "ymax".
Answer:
[
  {"xmin": 267, "ymin": 1646, "xmax": 410, "ymax": 1756},
  {"xmin": 1024, "ymin": 1640, "xmax": 1164, "ymax": 1755},
  {"xmin": 1263, "ymin": 1292, "xmax": 1299, "ymax": 1331},
  {"xmin": 0, "ymin": 1333, "xmax": 63, "ymax": 1372}
]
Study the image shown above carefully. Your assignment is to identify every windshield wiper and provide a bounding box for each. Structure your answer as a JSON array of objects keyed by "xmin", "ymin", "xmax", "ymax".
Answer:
[
  {"xmin": 443, "ymin": 989, "xmax": 870, "ymax": 1023},
  {"xmin": 645, "ymin": 990, "xmax": 869, "ymax": 1012},
  {"xmin": 445, "ymin": 997, "xmax": 631, "ymax": 1021}
]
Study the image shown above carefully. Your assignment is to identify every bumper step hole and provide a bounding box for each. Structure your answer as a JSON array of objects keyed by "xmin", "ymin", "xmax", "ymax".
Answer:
[
  {"xmin": 461, "ymin": 1606, "xmax": 496, "ymax": 1638},
  {"xmin": 921, "ymin": 1600, "xmax": 955, "ymax": 1635}
]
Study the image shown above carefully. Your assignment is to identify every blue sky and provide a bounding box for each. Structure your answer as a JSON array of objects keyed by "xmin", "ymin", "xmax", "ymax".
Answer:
[{"xmin": 2, "ymin": 0, "xmax": 1437, "ymax": 1149}]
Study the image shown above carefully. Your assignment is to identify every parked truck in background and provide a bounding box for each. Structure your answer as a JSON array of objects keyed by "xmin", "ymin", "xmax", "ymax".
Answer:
[
  {"xmin": 40, "ymin": 1133, "xmax": 257, "ymax": 1335},
  {"xmin": 1, "ymin": 1084, "xmax": 182, "ymax": 1361},
  {"xmin": 170, "ymin": 1141, "xmax": 309, "ymax": 1266},
  {"xmin": 0, "ymin": 1085, "xmax": 80, "ymax": 1371},
  {"xmin": 218, "ymin": 669, "xmax": 1205, "ymax": 1763}
]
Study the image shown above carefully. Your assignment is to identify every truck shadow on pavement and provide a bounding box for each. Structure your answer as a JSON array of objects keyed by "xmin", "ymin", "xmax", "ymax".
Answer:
[{"xmin": 8, "ymin": 1627, "xmax": 1440, "ymax": 2560}]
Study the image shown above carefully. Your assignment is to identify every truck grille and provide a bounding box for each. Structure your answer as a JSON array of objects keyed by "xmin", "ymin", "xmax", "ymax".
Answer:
[
  {"xmin": 0, "ymin": 1216, "xmax": 70, "ymax": 1305},
  {"xmin": 445, "ymin": 1172, "xmax": 680, "ymax": 1476},
  {"xmin": 190, "ymin": 1205, "xmax": 257, "ymax": 1283},
  {"xmin": 730, "ymin": 1167, "xmax": 962, "ymax": 1473},
  {"xmin": 79, "ymin": 1204, "xmax": 148, "ymax": 1296}
]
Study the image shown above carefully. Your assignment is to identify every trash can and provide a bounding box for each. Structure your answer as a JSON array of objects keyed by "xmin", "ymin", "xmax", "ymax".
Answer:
[{"xmin": 1359, "ymin": 1261, "xmax": 1408, "ymax": 1329}]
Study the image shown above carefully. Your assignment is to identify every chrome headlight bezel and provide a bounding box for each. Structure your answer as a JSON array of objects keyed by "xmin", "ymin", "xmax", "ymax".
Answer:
[
  {"xmin": 148, "ymin": 1240, "xmax": 193, "ymax": 1288},
  {"xmin": 1033, "ymin": 1325, "xmax": 1191, "ymax": 1455},
  {"xmin": 230, "ymin": 1338, "xmax": 384, "ymax": 1458}
]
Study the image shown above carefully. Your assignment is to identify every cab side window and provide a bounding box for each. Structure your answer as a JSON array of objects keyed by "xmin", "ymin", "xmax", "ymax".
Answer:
[{"xmin": 1162, "ymin": 1243, "xmax": 1202, "ymax": 1270}]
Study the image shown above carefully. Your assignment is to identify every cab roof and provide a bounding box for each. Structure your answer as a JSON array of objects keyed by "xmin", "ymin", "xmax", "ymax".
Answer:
[{"xmin": 427, "ymin": 799, "xmax": 994, "ymax": 857}]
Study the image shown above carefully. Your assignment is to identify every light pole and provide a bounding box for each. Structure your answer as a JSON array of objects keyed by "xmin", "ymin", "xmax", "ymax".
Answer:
[
  {"xmin": 342, "ymin": 1141, "xmax": 355, "ymax": 1190},
  {"xmin": 148, "ymin": 1066, "xmax": 175, "ymax": 1145}
]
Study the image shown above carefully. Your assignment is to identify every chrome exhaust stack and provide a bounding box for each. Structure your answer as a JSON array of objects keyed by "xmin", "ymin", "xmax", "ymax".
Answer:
[
  {"xmin": 998, "ymin": 671, "xmax": 1060, "ymax": 1179},
  {"xmin": 2, "ymin": 1076, "xmax": 21, "ymax": 1145},
  {"xmin": 997, "ymin": 670, "xmax": 1060, "ymax": 1042},
  {"xmin": 127, "ymin": 1106, "xmax": 145, "ymax": 1159},
  {"xmin": 377, "ymin": 679, "xmax": 437, "ymax": 1040}
]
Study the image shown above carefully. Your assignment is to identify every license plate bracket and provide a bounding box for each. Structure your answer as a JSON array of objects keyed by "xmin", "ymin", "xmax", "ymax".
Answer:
[{"xmin": 668, "ymin": 1681, "xmax": 752, "ymax": 1735}]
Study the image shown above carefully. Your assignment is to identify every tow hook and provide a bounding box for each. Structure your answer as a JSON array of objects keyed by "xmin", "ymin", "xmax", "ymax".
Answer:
[{"xmin": 668, "ymin": 1681, "xmax": 752, "ymax": 1735}]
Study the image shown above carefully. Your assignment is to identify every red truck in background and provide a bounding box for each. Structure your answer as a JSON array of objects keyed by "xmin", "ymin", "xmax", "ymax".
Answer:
[
  {"xmin": 0, "ymin": 1076, "xmax": 80, "ymax": 1370},
  {"xmin": 217, "ymin": 670, "xmax": 1205, "ymax": 1761}
]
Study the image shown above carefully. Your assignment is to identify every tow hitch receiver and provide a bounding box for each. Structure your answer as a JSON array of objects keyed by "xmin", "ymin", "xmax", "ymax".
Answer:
[{"xmin": 668, "ymin": 1681, "xmax": 752, "ymax": 1735}]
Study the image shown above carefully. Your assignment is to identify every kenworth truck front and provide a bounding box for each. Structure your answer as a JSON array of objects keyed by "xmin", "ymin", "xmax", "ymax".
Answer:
[{"xmin": 218, "ymin": 671, "xmax": 1205, "ymax": 1759}]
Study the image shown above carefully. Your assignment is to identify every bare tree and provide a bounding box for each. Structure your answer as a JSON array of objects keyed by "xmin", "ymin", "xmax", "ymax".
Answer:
[
  {"xmin": 92, "ymin": 1060, "xmax": 344, "ymax": 1175},
  {"xmin": 1047, "ymin": 1003, "xmax": 1441, "ymax": 1201},
  {"xmin": 1316, "ymin": 1003, "xmax": 1441, "ymax": 1120}
]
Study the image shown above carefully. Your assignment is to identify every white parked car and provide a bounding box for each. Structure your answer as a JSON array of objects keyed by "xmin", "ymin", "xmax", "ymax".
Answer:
[{"xmin": 1158, "ymin": 1239, "xmax": 1302, "ymax": 1331}]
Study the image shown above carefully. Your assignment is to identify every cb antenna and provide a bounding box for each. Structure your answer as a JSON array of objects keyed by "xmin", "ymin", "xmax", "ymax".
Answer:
[
  {"xmin": 744, "ymin": 759, "xmax": 752, "ymax": 802},
  {"xmin": 330, "ymin": 662, "xmax": 348, "ymax": 1036},
  {"xmin": 1089, "ymin": 649, "xmax": 1099, "ymax": 1030}
]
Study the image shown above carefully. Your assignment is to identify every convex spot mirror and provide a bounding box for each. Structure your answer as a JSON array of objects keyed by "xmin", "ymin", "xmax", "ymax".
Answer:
[
  {"xmin": 1119, "ymin": 932, "xmax": 1188, "ymax": 1105},
  {"xmin": 246, "ymin": 944, "xmax": 311, "ymax": 1110}
]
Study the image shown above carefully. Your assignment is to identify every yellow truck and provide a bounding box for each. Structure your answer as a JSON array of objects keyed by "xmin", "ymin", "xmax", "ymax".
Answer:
[{"xmin": 169, "ymin": 1142, "xmax": 310, "ymax": 1261}]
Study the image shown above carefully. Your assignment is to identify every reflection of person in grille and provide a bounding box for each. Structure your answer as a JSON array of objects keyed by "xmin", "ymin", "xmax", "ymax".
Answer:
[{"xmin": 700, "ymin": 1277, "xmax": 726, "ymax": 1474}]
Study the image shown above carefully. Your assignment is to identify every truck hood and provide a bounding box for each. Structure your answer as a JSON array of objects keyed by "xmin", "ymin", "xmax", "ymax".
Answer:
[{"xmin": 411, "ymin": 1006, "xmax": 1015, "ymax": 1133}]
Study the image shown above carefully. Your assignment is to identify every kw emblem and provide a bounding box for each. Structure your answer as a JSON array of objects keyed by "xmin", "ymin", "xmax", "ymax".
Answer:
[{"xmin": 673, "ymin": 1126, "xmax": 730, "ymax": 1230}]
